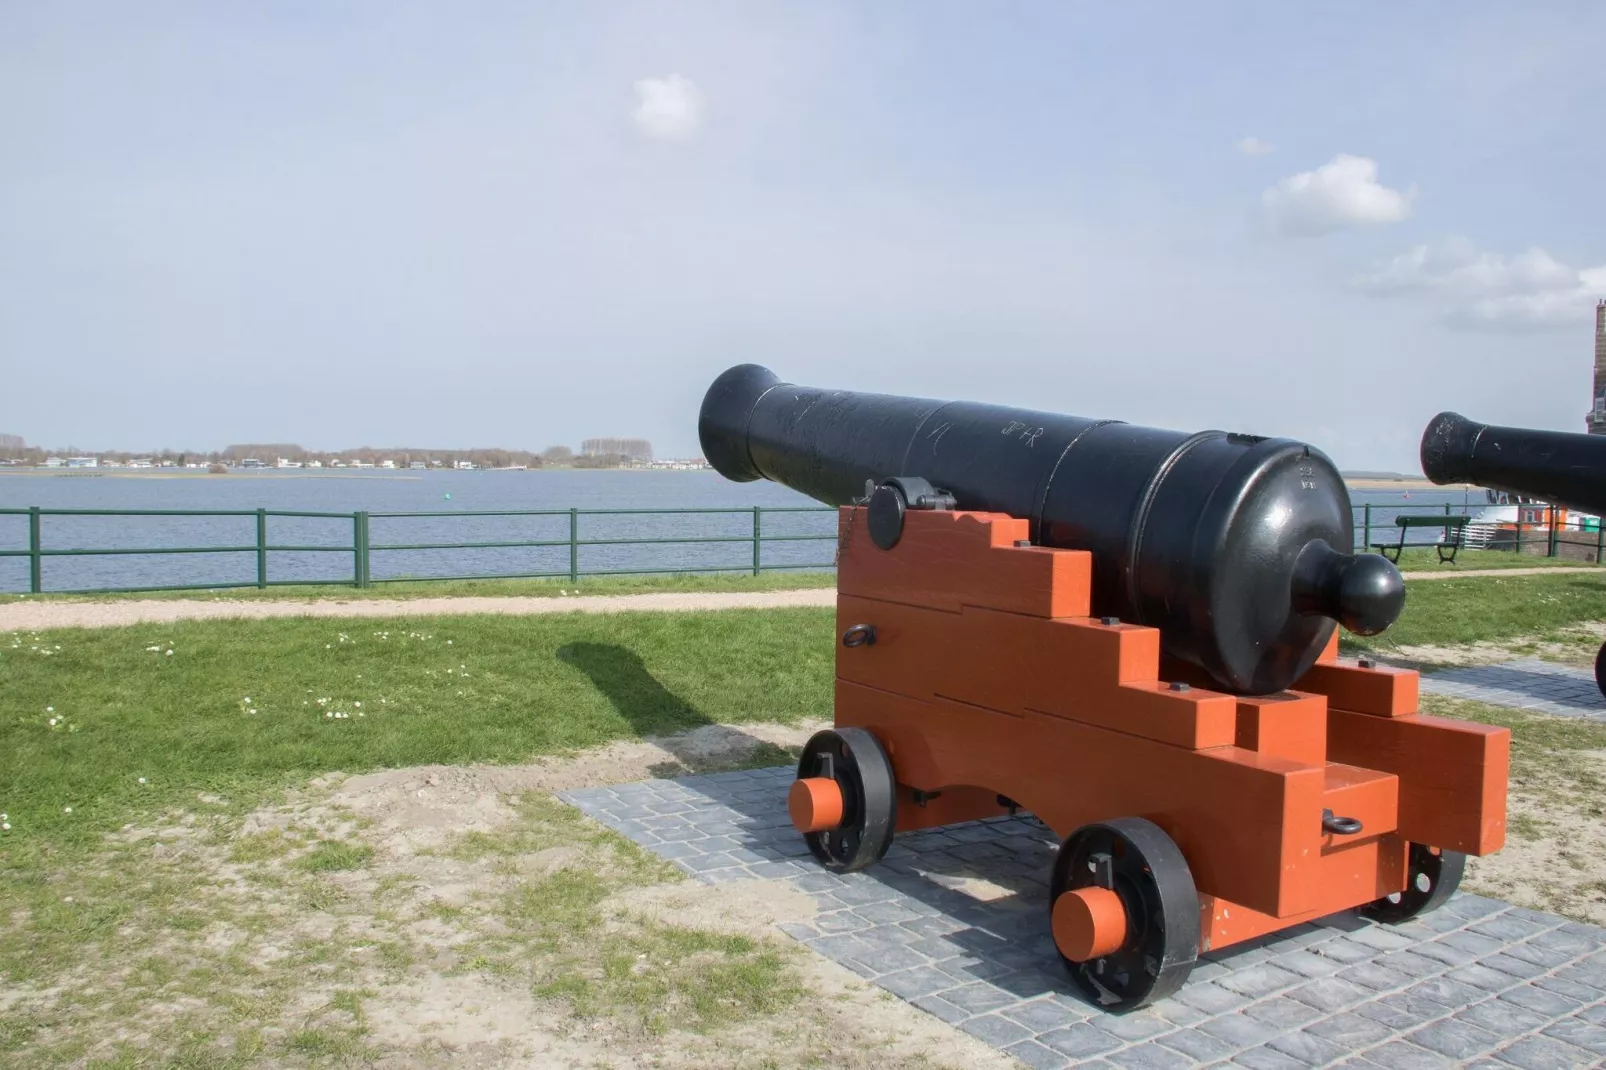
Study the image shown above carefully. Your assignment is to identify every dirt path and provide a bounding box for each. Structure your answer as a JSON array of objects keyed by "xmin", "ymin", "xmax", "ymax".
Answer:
[
  {"xmin": 0, "ymin": 588, "xmax": 837, "ymax": 631},
  {"xmin": 2, "ymin": 565, "xmax": 1597, "ymax": 631},
  {"xmin": 1399, "ymin": 566, "xmax": 1602, "ymax": 580}
]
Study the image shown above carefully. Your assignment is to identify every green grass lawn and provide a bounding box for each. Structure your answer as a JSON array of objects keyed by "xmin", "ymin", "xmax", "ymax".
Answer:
[
  {"xmin": 0, "ymin": 569, "xmax": 837, "ymax": 605},
  {"xmin": 0, "ymin": 608, "xmax": 834, "ymax": 852},
  {"xmin": 1345, "ymin": 570, "xmax": 1606, "ymax": 657}
]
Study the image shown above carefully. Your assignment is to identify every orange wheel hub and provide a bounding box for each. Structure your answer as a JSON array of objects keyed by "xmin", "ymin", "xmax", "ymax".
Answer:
[
  {"xmin": 788, "ymin": 777, "xmax": 845, "ymax": 834},
  {"xmin": 1052, "ymin": 886, "xmax": 1128, "ymax": 962}
]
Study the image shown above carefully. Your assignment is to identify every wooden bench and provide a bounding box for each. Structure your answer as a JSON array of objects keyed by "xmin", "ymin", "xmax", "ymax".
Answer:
[{"xmin": 1371, "ymin": 515, "xmax": 1471, "ymax": 564}]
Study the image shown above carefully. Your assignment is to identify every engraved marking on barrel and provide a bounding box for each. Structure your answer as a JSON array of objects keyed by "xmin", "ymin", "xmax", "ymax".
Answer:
[
  {"xmin": 928, "ymin": 422, "xmax": 952, "ymax": 453},
  {"xmin": 561, "ymin": 768, "xmax": 1606, "ymax": 1070}
]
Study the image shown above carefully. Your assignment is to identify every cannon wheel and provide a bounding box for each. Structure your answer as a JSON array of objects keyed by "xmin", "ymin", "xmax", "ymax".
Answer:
[
  {"xmin": 795, "ymin": 727, "xmax": 897, "ymax": 873},
  {"xmin": 1361, "ymin": 843, "xmax": 1466, "ymax": 923},
  {"xmin": 1596, "ymin": 641, "xmax": 1606, "ymax": 701},
  {"xmin": 1049, "ymin": 817, "xmax": 1200, "ymax": 1011}
]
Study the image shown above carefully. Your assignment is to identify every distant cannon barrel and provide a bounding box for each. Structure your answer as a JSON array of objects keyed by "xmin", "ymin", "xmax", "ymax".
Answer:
[
  {"xmin": 1421, "ymin": 412, "xmax": 1606, "ymax": 516},
  {"xmin": 700, "ymin": 364, "xmax": 1404, "ymax": 695}
]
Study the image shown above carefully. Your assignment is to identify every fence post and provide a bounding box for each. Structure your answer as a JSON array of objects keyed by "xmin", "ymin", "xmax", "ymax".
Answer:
[
  {"xmin": 752, "ymin": 507, "xmax": 762, "ymax": 575},
  {"xmin": 359, "ymin": 512, "xmax": 371, "ymax": 588},
  {"xmin": 1362, "ymin": 504, "xmax": 1371, "ymax": 553},
  {"xmin": 351, "ymin": 513, "xmax": 363, "ymax": 588},
  {"xmin": 256, "ymin": 509, "xmax": 268, "ymax": 588},
  {"xmin": 1515, "ymin": 513, "xmax": 1523, "ymax": 555},
  {"xmin": 1550, "ymin": 505, "xmax": 1560, "ymax": 558},
  {"xmin": 1597, "ymin": 519, "xmax": 1604, "ymax": 564},
  {"xmin": 28, "ymin": 506, "xmax": 41, "ymax": 594},
  {"xmin": 569, "ymin": 508, "xmax": 579, "ymax": 582}
]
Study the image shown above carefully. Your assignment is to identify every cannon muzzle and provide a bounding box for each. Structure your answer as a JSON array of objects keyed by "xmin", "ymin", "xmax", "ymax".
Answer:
[
  {"xmin": 701, "ymin": 364, "xmax": 1404, "ymax": 695},
  {"xmin": 1421, "ymin": 412, "xmax": 1606, "ymax": 516}
]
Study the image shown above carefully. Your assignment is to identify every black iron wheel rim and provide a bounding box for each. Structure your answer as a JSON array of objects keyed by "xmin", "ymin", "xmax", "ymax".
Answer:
[
  {"xmin": 1362, "ymin": 843, "xmax": 1466, "ymax": 923},
  {"xmin": 1049, "ymin": 817, "xmax": 1199, "ymax": 1011},
  {"xmin": 796, "ymin": 727, "xmax": 896, "ymax": 874}
]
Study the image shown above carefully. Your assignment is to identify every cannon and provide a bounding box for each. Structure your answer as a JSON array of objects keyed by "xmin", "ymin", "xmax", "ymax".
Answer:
[
  {"xmin": 701, "ymin": 365, "xmax": 1509, "ymax": 1010},
  {"xmin": 1422, "ymin": 411, "xmax": 1606, "ymax": 699}
]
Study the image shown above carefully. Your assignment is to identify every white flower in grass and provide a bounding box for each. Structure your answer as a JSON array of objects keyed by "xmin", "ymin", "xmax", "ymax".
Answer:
[
  {"xmin": 353, "ymin": 702, "xmax": 361, "ymax": 708},
  {"xmin": 1, "ymin": 823, "xmax": 9, "ymax": 832},
  {"xmin": 48, "ymin": 718, "xmax": 57, "ymax": 727},
  {"xmin": 165, "ymin": 650, "xmax": 173, "ymax": 657},
  {"xmin": 46, "ymin": 706, "xmax": 53, "ymax": 712},
  {"xmin": 137, "ymin": 777, "xmax": 147, "ymax": 785},
  {"xmin": 63, "ymin": 806, "xmax": 72, "ymax": 814},
  {"xmin": 243, "ymin": 697, "xmax": 251, "ymax": 703},
  {"xmin": 325, "ymin": 711, "xmax": 333, "ymax": 719}
]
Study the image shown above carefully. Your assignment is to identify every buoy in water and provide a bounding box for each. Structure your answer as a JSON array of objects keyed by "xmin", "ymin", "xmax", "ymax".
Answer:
[{"xmin": 444, "ymin": 493, "xmax": 452, "ymax": 501}]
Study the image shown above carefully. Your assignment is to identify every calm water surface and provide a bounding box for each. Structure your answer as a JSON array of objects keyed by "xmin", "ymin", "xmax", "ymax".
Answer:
[{"xmin": 0, "ymin": 470, "xmax": 1478, "ymax": 593}]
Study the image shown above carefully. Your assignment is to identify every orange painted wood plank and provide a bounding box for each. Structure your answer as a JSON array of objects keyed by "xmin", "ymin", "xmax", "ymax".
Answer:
[
  {"xmin": 1326, "ymin": 710, "xmax": 1509, "ymax": 854},
  {"xmin": 1320, "ymin": 763, "xmax": 1399, "ymax": 844},
  {"xmin": 1236, "ymin": 692, "xmax": 1328, "ymax": 765},
  {"xmin": 1200, "ymin": 836, "xmax": 1408, "ymax": 951},
  {"xmin": 837, "ymin": 595, "xmax": 1237, "ymax": 750},
  {"xmin": 1296, "ymin": 661, "xmax": 1420, "ymax": 718},
  {"xmin": 836, "ymin": 508, "xmax": 1092, "ymax": 618},
  {"xmin": 836, "ymin": 681, "xmax": 1328, "ymax": 917}
]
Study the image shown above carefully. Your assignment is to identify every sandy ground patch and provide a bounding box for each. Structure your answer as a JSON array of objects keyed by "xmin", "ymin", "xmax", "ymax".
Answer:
[{"xmin": 2, "ymin": 719, "xmax": 1016, "ymax": 1069}]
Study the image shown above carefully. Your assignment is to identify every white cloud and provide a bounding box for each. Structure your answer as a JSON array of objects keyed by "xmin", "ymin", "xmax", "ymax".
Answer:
[
  {"xmin": 1261, "ymin": 154, "xmax": 1414, "ymax": 236},
  {"xmin": 1237, "ymin": 136, "xmax": 1274, "ymax": 156},
  {"xmin": 1357, "ymin": 237, "xmax": 1606, "ymax": 330},
  {"xmin": 632, "ymin": 74, "xmax": 703, "ymax": 140}
]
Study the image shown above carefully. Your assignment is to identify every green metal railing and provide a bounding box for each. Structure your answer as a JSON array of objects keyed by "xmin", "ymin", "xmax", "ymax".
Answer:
[
  {"xmin": 0, "ymin": 506, "xmax": 839, "ymax": 595},
  {"xmin": 3, "ymin": 501, "xmax": 1602, "ymax": 597}
]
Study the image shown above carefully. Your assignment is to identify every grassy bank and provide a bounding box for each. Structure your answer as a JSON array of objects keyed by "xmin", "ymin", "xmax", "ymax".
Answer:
[
  {"xmin": 0, "ymin": 608, "xmax": 834, "ymax": 850},
  {"xmin": 0, "ymin": 569, "xmax": 837, "ymax": 605},
  {"xmin": 1385, "ymin": 546, "xmax": 1602, "ymax": 573},
  {"xmin": 1344, "ymin": 570, "xmax": 1606, "ymax": 662}
]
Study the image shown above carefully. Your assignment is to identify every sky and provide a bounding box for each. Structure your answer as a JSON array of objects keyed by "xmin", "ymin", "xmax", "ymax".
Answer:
[{"xmin": 2, "ymin": 3, "xmax": 1603, "ymax": 471}]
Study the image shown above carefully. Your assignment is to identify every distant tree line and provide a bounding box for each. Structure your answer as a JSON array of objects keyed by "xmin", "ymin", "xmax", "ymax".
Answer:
[
  {"xmin": 581, "ymin": 438, "xmax": 653, "ymax": 462},
  {"xmin": 1, "ymin": 437, "xmax": 657, "ymax": 470}
]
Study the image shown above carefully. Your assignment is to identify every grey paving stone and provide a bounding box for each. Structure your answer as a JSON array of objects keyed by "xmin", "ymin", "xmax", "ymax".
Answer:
[
  {"xmin": 1494, "ymin": 1033, "xmax": 1601, "ymax": 1070},
  {"xmin": 1499, "ymin": 983, "xmax": 1589, "ymax": 1017},
  {"xmin": 1197, "ymin": 1012, "xmax": 1283, "ymax": 1049},
  {"xmin": 1335, "ymin": 961, "xmax": 1415, "ymax": 992},
  {"xmin": 1105, "ymin": 1041, "xmax": 1197, "ymax": 1070},
  {"xmin": 1541, "ymin": 1017, "xmax": 1606, "ymax": 1056},
  {"xmin": 1303, "ymin": 1010, "xmax": 1397, "ymax": 1048},
  {"xmin": 1229, "ymin": 1046, "xmax": 1313, "ymax": 1070},
  {"xmin": 1088, "ymin": 1008, "xmax": 1173, "ymax": 1042},
  {"xmin": 1003, "ymin": 1039, "xmax": 1073, "ymax": 1070},
  {"xmin": 1215, "ymin": 964, "xmax": 1305, "ymax": 999},
  {"xmin": 1242, "ymin": 996, "xmax": 1325, "ymax": 1031},
  {"xmin": 1039, "ymin": 1021, "xmax": 1123, "ymax": 1058},
  {"xmin": 960, "ymin": 1012, "xmax": 1033, "ymax": 1048},
  {"xmin": 1356, "ymin": 1040, "xmax": 1459, "ymax": 1069},
  {"xmin": 1265, "ymin": 1029, "xmax": 1353, "ymax": 1067},
  {"xmin": 559, "ymin": 765, "xmax": 1606, "ymax": 1070},
  {"xmin": 1407, "ymin": 1017, "xmax": 1503, "ymax": 1060},
  {"xmin": 877, "ymin": 965, "xmax": 957, "ymax": 1001},
  {"xmin": 1003, "ymin": 994, "xmax": 1094, "ymax": 1032},
  {"xmin": 1457, "ymin": 996, "xmax": 1549, "ymax": 1037}
]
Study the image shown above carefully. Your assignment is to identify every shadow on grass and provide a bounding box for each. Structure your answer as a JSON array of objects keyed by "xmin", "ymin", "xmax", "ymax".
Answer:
[{"xmin": 557, "ymin": 642, "xmax": 802, "ymax": 779}]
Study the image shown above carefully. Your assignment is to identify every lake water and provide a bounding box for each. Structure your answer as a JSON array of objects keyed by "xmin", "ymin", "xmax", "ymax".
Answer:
[{"xmin": 0, "ymin": 469, "xmax": 1479, "ymax": 594}]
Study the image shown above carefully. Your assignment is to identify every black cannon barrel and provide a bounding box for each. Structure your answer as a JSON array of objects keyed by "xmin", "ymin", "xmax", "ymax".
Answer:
[
  {"xmin": 1421, "ymin": 412, "xmax": 1606, "ymax": 516},
  {"xmin": 700, "ymin": 364, "xmax": 1404, "ymax": 695}
]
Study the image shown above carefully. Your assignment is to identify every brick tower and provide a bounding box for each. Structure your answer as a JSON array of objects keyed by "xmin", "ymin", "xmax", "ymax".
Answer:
[{"xmin": 1591, "ymin": 300, "xmax": 1606, "ymax": 435}]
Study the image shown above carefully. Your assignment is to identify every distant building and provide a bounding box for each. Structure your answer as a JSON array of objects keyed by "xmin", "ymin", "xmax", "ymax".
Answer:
[
  {"xmin": 44, "ymin": 456, "xmax": 64, "ymax": 467},
  {"xmin": 379, "ymin": 459, "xmax": 397, "ymax": 469},
  {"xmin": 454, "ymin": 460, "xmax": 476, "ymax": 470},
  {"xmin": 66, "ymin": 456, "xmax": 98, "ymax": 468},
  {"xmin": 128, "ymin": 459, "xmax": 154, "ymax": 469},
  {"xmin": 276, "ymin": 458, "xmax": 302, "ymax": 468},
  {"xmin": 1590, "ymin": 301, "xmax": 1606, "ymax": 436},
  {"xmin": 409, "ymin": 460, "xmax": 426, "ymax": 469},
  {"xmin": 306, "ymin": 460, "xmax": 323, "ymax": 468},
  {"xmin": 240, "ymin": 458, "xmax": 265, "ymax": 469}
]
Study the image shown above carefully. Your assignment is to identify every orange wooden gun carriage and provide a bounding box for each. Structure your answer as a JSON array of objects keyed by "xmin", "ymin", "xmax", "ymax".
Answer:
[{"xmin": 699, "ymin": 364, "xmax": 1511, "ymax": 1009}]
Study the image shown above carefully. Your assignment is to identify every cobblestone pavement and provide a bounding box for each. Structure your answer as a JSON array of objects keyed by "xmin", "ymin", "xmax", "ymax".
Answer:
[
  {"xmin": 560, "ymin": 768, "xmax": 1606, "ymax": 1069},
  {"xmin": 1418, "ymin": 659, "xmax": 1606, "ymax": 720}
]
